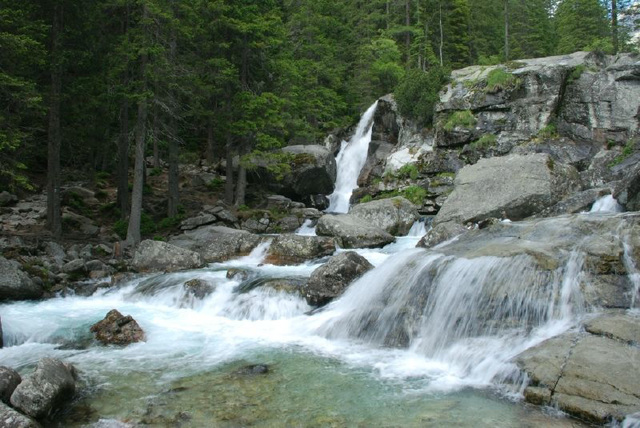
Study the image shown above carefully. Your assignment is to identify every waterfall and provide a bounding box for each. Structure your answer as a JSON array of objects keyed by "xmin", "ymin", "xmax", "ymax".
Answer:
[
  {"xmin": 295, "ymin": 219, "xmax": 317, "ymax": 236},
  {"xmin": 327, "ymin": 101, "xmax": 379, "ymax": 213},
  {"xmin": 590, "ymin": 194, "xmax": 624, "ymax": 213}
]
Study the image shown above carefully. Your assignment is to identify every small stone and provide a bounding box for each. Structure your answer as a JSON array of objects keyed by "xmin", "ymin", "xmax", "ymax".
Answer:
[{"xmin": 90, "ymin": 309, "xmax": 145, "ymax": 345}]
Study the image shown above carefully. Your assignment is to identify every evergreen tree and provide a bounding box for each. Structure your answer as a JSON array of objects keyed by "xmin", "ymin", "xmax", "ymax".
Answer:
[{"xmin": 555, "ymin": 0, "xmax": 610, "ymax": 54}]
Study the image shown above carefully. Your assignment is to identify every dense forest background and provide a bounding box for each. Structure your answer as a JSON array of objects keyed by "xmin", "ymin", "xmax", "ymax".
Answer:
[{"xmin": 1, "ymin": 0, "xmax": 638, "ymax": 242}]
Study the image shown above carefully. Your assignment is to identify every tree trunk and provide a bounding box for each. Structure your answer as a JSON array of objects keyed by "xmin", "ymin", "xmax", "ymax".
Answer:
[
  {"xmin": 116, "ymin": 4, "xmax": 130, "ymax": 219},
  {"xmin": 405, "ymin": 0, "xmax": 411, "ymax": 67},
  {"xmin": 206, "ymin": 121, "xmax": 215, "ymax": 164},
  {"xmin": 47, "ymin": 3, "xmax": 63, "ymax": 240},
  {"xmin": 125, "ymin": 4, "xmax": 149, "ymax": 246},
  {"xmin": 504, "ymin": 0, "xmax": 509, "ymax": 61},
  {"xmin": 152, "ymin": 103, "xmax": 160, "ymax": 169},
  {"xmin": 234, "ymin": 158, "xmax": 247, "ymax": 208},
  {"xmin": 612, "ymin": 0, "xmax": 619, "ymax": 54},
  {"xmin": 167, "ymin": 15, "xmax": 179, "ymax": 218},
  {"xmin": 224, "ymin": 134, "xmax": 234, "ymax": 205},
  {"xmin": 439, "ymin": 1, "xmax": 444, "ymax": 67}
]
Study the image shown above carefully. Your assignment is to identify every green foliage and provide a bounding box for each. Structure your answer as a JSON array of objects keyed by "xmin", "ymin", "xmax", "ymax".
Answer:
[
  {"xmin": 470, "ymin": 134, "xmax": 497, "ymax": 149},
  {"xmin": 567, "ymin": 65, "xmax": 586, "ymax": 84},
  {"xmin": 555, "ymin": 0, "xmax": 610, "ymax": 54},
  {"xmin": 359, "ymin": 195, "xmax": 373, "ymax": 203},
  {"xmin": 149, "ymin": 167, "xmax": 163, "ymax": 177},
  {"xmin": 113, "ymin": 220, "xmax": 127, "ymax": 239},
  {"xmin": 153, "ymin": 235, "xmax": 166, "ymax": 242},
  {"xmin": 395, "ymin": 67, "xmax": 449, "ymax": 127},
  {"xmin": 396, "ymin": 164, "xmax": 419, "ymax": 180},
  {"xmin": 538, "ymin": 123, "xmax": 558, "ymax": 139},
  {"xmin": 444, "ymin": 110, "xmax": 477, "ymax": 131},
  {"xmin": 401, "ymin": 186, "xmax": 427, "ymax": 205},
  {"xmin": 609, "ymin": 139, "xmax": 636, "ymax": 166},
  {"xmin": 484, "ymin": 68, "xmax": 520, "ymax": 93},
  {"xmin": 140, "ymin": 212, "xmax": 156, "ymax": 237},
  {"xmin": 157, "ymin": 215, "xmax": 183, "ymax": 230},
  {"xmin": 206, "ymin": 178, "xmax": 225, "ymax": 191}
]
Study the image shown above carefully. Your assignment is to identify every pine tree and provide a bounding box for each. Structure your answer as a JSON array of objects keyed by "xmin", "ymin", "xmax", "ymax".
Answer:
[{"xmin": 555, "ymin": 0, "xmax": 610, "ymax": 54}]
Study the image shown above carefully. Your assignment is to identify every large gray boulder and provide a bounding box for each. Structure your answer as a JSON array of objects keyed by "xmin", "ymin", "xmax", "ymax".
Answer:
[
  {"xmin": 10, "ymin": 358, "xmax": 76, "ymax": 420},
  {"xmin": 516, "ymin": 311, "xmax": 640, "ymax": 424},
  {"xmin": 349, "ymin": 197, "xmax": 419, "ymax": 236},
  {"xmin": 316, "ymin": 214, "xmax": 395, "ymax": 249},
  {"xmin": 264, "ymin": 234, "xmax": 336, "ymax": 265},
  {"xmin": 0, "ymin": 402, "xmax": 41, "ymax": 428},
  {"xmin": 304, "ymin": 251, "xmax": 373, "ymax": 306},
  {"xmin": 0, "ymin": 257, "xmax": 43, "ymax": 301},
  {"xmin": 132, "ymin": 240, "xmax": 203, "ymax": 273},
  {"xmin": 0, "ymin": 367, "xmax": 21, "ymax": 403},
  {"xmin": 258, "ymin": 145, "xmax": 337, "ymax": 201},
  {"xmin": 434, "ymin": 153, "xmax": 580, "ymax": 226},
  {"xmin": 169, "ymin": 225, "xmax": 262, "ymax": 263}
]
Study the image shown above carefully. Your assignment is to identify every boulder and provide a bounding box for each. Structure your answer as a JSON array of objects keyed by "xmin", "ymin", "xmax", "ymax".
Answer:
[
  {"xmin": 349, "ymin": 197, "xmax": 419, "ymax": 235},
  {"xmin": 10, "ymin": 358, "xmax": 76, "ymax": 420},
  {"xmin": 304, "ymin": 251, "xmax": 373, "ymax": 306},
  {"xmin": 264, "ymin": 234, "xmax": 336, "ymax": 265},
  {"xmin": 235, "ymin": 277, "xmax": 306, "ymax": 295},
  {"xmin": 132, "ymin": 240, "xmax": 203, "ymax": 273},
  {"xmin": 90, "ymin": 309, "xmax": 145, "ymax": 345},
  {"xmin": 179, "ymin": 214, "xmax": 217, "ymax": 231},
  {"xmin": 169, "ymin": 226, "xmax": 262, "ymax": 263},
  {"xmin": 183, "ymin": 279, "xmax": 215, "ymax": 300},
  {"xmin": 0, "ymin": 402, "xmax": 41, "ymax": 428},
  {"xmin": 516, "ymin": 321, "xmax": 640, "ymax": 424},
  {"xmin": 614, "ymin": 159, "xmax": 640, "ymax": 211},
  {"xmin": 259, "ymin": 145, "xmax": 336, "ymax": 201},
  {"xmin": 316, "ymin": 214, "xmax": 395, "ymax": 249},
  {"xmin": 0, "ymin": 367, "xmax": 21, "ymax": 403},
  {"xmin": 61, "ymin": 259, "xmax": 86, "ymax": 275},
  {"xmin": 0, "ymin": 257, "xmax": 43, "ymax": 301},
  {"xmin": 416, "ymin": 222, "xmax": 467, "ymax": 249},
  {"xmin": 434, "ymin": 153, "xmax": 580, "ymax": 226},
  {"xmin": 0, "ymin": 192, "xmax": 18, "ymax": 207}
]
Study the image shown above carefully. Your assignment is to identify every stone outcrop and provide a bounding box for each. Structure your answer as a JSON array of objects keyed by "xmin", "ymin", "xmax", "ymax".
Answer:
[
  {"xmin": 316, "ymin": 214, "xmax": 395, "ymax": 249},
  {"xmin": 516, "ymin": 311, "xmax": 640, "ymax": 424},
  {"xmin": 264, "ymin": 234, "xmax": 336, "ymax": 265},
  {"xmin": 0, "ymin": 402, "xmax": 41, "ymax": 428},
  {"xmin": 90, "ymin": 309, "xmax": 145, "ymax": 345},
  {"xmin": 132, "ymin": 240, "xmax": 203, "ymax": 273},
  {"xmin": 10, "ymin": 358, "xmax": 76, "ymax": 420},
  {"xmin": 434, "ymin": 153, "xmax": 580, "ymax": 226},
  {"xmin": 0, "ymin": 257, "xmax": 43, "ymax": 301},
  {"xmin": 254, "ymin": 145, "xmax": 336, "ymax": 203},
  {"xmin": 349, "ymin": 197, "xmax": 419, "ymax": 235},
  {"xmin": 304, "ymin": 251, "xmax": 373, "ymax": 306},
  {"xmin": 170, "ymin": 225, "xmax": 262, "ymax": 263}
]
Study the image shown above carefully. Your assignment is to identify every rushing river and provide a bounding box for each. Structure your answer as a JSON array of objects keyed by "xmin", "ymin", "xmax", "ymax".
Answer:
[{"xmin": 0, "ymin": 223, "xmax": 597, "ymax": 427}]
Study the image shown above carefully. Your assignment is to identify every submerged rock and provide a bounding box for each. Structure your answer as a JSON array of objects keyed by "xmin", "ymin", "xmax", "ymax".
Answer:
[
  {"xmin": 234, "ymin": 364, "xmax": 269, "ymax": 376},
  {"xmin": 304, "ymin": 251, "xmax": 373, "ymax": 306},
  {"xmin": 349, "ymin": 197, "xmax": 419, "ymax": 235},
  {"xmin": 10, "ymin": 358, "xmax": 76, "ymax": 420},
  {"xmin": 0, "ymin": 402, "xmax": 41, "ymax": 428},
  {"xmin": 0, "ymin": 256, "xmax": 43, "ymax": 301},
  {"xmin": 90, "ymin": 309, "xmax": 145, "ymax": 345},
  {"xmin": 264, "ymin": 234, "xmax": 336, "ymax": 265},
  {"xmin": 132, "ymin": 240, "xmax": 203, "ymax": 273},
  {"xmin": 316, "ymin": 214, "xmax": 395, "ymax": 249},
  {"xmin": 183, "ymin": 279, "xmax": 215, "ymax": 300}
]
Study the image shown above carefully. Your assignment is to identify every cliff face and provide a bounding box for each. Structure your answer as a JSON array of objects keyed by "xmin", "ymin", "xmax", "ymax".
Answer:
[{"xmin": 359, "ymin": 51, "xmax": 640, "ymax": 218}]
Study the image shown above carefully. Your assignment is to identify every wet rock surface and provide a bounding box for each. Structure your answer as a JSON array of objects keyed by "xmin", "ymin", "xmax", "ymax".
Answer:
[
  {"xmin": 90, "ymin": 309, "xmax": 145, "ymax": 345},
  {"xmin": 264, "ymin": 234, "xmax": 335, "ymax": 265},
  {"xmin": 349, "ymin": 197, "xmax": 419, "ymax": 236},
  {"xmin": 0, "ymin": 402, "xmax": 41, "ymax": 428},
  {"xmin": 170, "ymin": 225, "xmax": 262, "ymax": 263},
  {"xmin": 0, "ymin": 256, "xmax": 43, "ymax": 301},
  {"xmin": 516, "ymin": 311, "xmax": 640, "ymax": 424},
  {"xmin": 10, "ymin": 358, "xmax": 77, "ymax": 420},
  {"xmin": 0, "ymin": 367, "xmax": 21, "ymax": 404},
  {"xmin": 304, "ymin": 251, "xmax": 373, "ymax": 306},
  {"xmin": 132, "ymin": 240, "xmax": 203, "ymax": 272},
  {"xmin": 316, "ymin": 214, "xmax": 395, "ymax": 249}
]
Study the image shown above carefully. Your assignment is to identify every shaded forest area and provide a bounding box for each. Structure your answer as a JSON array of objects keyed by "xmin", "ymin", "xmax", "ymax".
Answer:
[{"xmin": 1, "ymin": 0, "xmax": 638, "ymax": 243}]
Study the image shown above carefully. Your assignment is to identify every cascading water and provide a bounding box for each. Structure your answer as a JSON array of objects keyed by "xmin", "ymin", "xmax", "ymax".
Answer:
[
  {"xmin": 590, "ymin": 194, "xmax": 624, "ymax": 212},
  {"xmin": 326, "ymin": 101, "xmax": 379, "ymax": 213},
  {"xmin": 2, "ymin": 213, "xmax": 638, "ymax": 426}
]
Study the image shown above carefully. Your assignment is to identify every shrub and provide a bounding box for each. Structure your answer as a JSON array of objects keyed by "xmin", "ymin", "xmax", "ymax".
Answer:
[
  {"xmin": 401, "ymin": 186, "xmax": 427, "ymax": 205},
  {"xmin": 206, "ymin": 177, "xmax": 225, "ymax": 191},
  {"xmin": 149, "ymin": 167, "xmax": 163, "ymax": 177},
  {"xmin": 538, "ymin": 123, "xmax": 558, "ymax": 139},
  {"xmin": 396, "ymin": 164, "xmax": 419, "ymax": 180},
  {"xmin": 567, "ymin": 65, "xmax": 586, "ymax": 84},
  {"xmin": 113, "ymin": 220, "xmax": 127, "ymax": 239},
  {"xmin": 395, "ymin": 66, "xmax": 450, "ymax": 127},
  {"xmin": 140, "ymin": 212, "xmax": 156, "ymax": 236},
  {"xmin": 444, "ymin": 110, "xmax": 476, "ymax": 131},
  {"xmin": 359, "ymin": 195, "xmax": 373, "ymax": 203},
  {"xmin": 157, "ymin": 215, "xmax": 183, "ymax": 230},
  {"xmin": 470, "ymin": 134, "xmax": 497, "ymax": 150},
  {"xmin": 484, "ymin": 68, "xmax": 520, "ymax": 93},
  {"xmin": 609, "ymin": 139, "xmax": 636, "ymax": 167}
]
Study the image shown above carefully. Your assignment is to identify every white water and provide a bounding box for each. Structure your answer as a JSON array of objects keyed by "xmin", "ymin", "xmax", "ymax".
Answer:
[
  {"xmin": 295, "ymin": 219, "xmax": 317, "ymax": 236},
  {"xmin": 327, "ymin": 101, "xmax": 379, "ymax": 213},
  {"xmin": 590, "ymin": 194, "xmax": 624, "ymax": 213},
  {"xmin": 2, "ymin": 214, "xmax": 638, "ymax": 425},
  {"xmin": 407, "ymin": 219, "xmax": 428, "ymax": 237}
]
